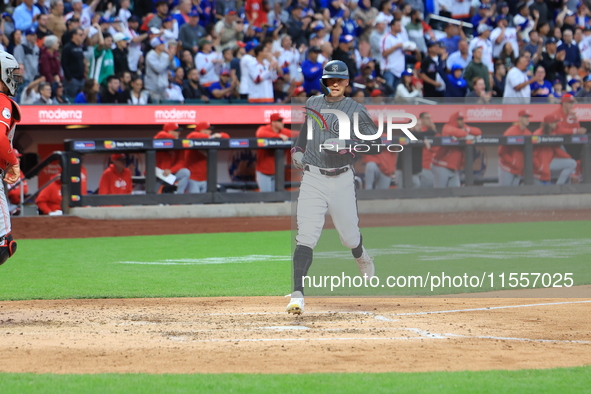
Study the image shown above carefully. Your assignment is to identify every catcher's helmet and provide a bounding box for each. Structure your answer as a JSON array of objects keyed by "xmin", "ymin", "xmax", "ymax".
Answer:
[
  {"xmin": 0, "ymin": 51, "xmax": 22, "ymax": 96},
  {"xmin": 320, "ymin": 60, "xmax": 349, "ymax": 95}
]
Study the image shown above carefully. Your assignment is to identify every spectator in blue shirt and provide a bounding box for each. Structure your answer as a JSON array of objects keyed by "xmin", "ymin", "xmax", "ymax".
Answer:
[
  {"xmin": 301, "ymin": 46, "xmax": 323, "ymax": 94},
  {"xmin": 471, "ymin": 4, "xmax": 491, "ymax": 28},
  {"xmin": 445, "ymin": 64, "xmax": 468, "ymax": 98},
  {"xmin": 75, "ymin": 79, "xmax": 101, "ymax": 103},
  {"xmin": 13, "ymin": 0, "xmax": 40, "ymax": 32},
  {"xmin": 439, "ymin": 22, "xmax": 464, "ymax": 56},
  {"xmin": 531, "ymin": 65, "xmax": 553, "ymax": 98},
  {"xmin": 340, "ymin": 8, "xmax": 362, "ymax": 38},
  {"xmin": 557, "ymin": 29, "xmax": 581, "ymax": 68},
  {"xmin": 208, "ymin": 70, "xmax": 236, "ymax": 99}
]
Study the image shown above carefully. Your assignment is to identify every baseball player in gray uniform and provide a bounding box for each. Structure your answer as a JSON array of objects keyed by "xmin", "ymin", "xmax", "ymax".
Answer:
[{"xmin": 287, "ymin": 60, "xmax": 382, "ymax": 315}]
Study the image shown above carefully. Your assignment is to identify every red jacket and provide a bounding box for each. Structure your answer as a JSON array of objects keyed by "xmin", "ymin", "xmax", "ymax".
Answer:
[
  {"xmin": 36, "ymin": 178, "xmax": 61, "ymax": 214},
  {"xmin": 433, "ymin": 112, "xmax": 482, "ymax": 171},
  {"xmin": 422, "ymin": 126, "xmax": 436, "ymax": 170},
  {"xmin": 550, "ymin": 106, "xmax": 581, "ymax": 135},
  {"xmin": 7, "ymin": 172, "xmax": 28, "ymax": 204},
  {"xmin": 184, "ymin": 131, "xmax": 230, "ymax": 181},
  {"xmin": 533, "ymin": 128, "xmax": 572, "ymax": 181},
  {"xmin": 498, "ymin": 124, "xmax": 532, "ymax": 176},
  {"xmin": 98, "ymin": 164, "xmax": 133, "ymax": 195},
  {"xmin": 39, "ymin": 47, "xmax": 63, "ymax": 82},
  {"xmin": 154, "ymin": 131, "xmax": 185, "ymax": 173},
  {"xmin": 255, "ymin": 125, "xmax": 291, "ymax": 175}
]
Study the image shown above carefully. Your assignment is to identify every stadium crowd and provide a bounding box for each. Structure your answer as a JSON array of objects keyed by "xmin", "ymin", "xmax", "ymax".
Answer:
[{"xmin": 3, "ymin": 0, "xmax": 591, "ymax": 104}]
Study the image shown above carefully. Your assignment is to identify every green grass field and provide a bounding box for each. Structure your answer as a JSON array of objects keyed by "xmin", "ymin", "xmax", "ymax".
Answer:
[
  {"xmin": 1, "ymin": 367, "xmax": 590, "ymax": 393},
  {"xmin": 1, "ymin": 221, "xmax": 589, "ymax": 299},
  {"xmin": 1, "ymin": 220, "xmax": 590, "ymax": 392}
]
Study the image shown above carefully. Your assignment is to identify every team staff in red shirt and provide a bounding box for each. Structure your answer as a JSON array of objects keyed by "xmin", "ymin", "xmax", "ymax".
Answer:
[
  {"xmin": 36, "ymin": 165, "xmax": 87, "ymax": 215},
  {"xmin": 498, "ymin": 110, "xmax": 532, "ymax": 186},
  {"xmin": 432, "ymin": 111, "xmax": 482, "ymax": 188},
  {"xmin": 154, "ymin": 122, "xmax": 191, "ymax": 194},
  {"xmin": 36, "ymin": 177, "xmax": 62, "ymax": 215},
  {"xmin": 185, "ymin": 121, "xmax": 230, "ymax": 193},
  {"xmin": 549, "ymin": 94, "xmax": 587, "ymax": 136},
  {"xmin": 99, "ymin": 154, "xmax": 133, "ymax": 195},
  {"xmin": 255, "ymin": 113, "xmax": 291, "ymax": 192},
  {"xmin": 533, "ymin": 113, "xmax": 577, "ymax": 185}
]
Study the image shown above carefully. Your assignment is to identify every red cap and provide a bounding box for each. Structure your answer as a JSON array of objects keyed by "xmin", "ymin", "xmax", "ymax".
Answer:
[
  {"xmin": 270, "ymin": 113, "xmax": 283, "ymax": 122},
  {"xmin": 111, "ymin": 154, "xmax": 126, "ymax": 161},
  {"xmin": 13, "ymin": 149, "xmax": 22, "ymax": 157},
  {"xmin": 370, "ymin": 89, "xmax": 382, "ymax": 97},
  {"xmin": 518, "ymin": 109, "xmax": 532, "ymax": 117},
  {"xmin": 163, "ymin": 122, "xmax": 180, "ymax": 132},
  {"xmin": 194, "ymin": 121, "xmax": 212, "ymax": 131},
  {"xmin": 561, "ymin": 94, "xmax": 575, "ymax": 103},
  {"xmin": 220, "ymin": 69, "xmax": 231, "ymax": 76},
  {"xmin": 228, "ymin": 9, "xmax": 237, "ymax": 14},
  {"xmin": 544, "ymin": 113, "xmax": 562, "ymax": 123},
  {"xmin": 293, "ymin": 86, "xmax": 305, "ymax": 95},
  {"xmin": 236, "ymin": 41, "xmax": 246, "ymax": 48}
]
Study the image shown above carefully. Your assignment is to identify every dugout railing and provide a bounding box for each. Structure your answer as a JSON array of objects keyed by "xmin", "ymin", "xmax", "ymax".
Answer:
[{"xmin": 60, "ymin": 135, "xmax": 591, "ymax": 213}]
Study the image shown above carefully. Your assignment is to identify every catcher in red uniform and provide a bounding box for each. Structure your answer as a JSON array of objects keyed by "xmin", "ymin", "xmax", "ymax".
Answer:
[{"xmin": 0, "ymin": 51, "xmax": 23, "ymax": 265}]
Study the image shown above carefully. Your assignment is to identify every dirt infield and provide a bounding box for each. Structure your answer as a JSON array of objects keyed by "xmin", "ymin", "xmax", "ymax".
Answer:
[
  {"xmin": 12, "ymin": 208, "xmax": 591, "ymax": 239},
  {"xmin": 0, "ymin": 297, "xmax": 590, "ymax": 374},
  {"xmin": 2, "ymin": 209, "xmax": 590, "ymax": 374}
]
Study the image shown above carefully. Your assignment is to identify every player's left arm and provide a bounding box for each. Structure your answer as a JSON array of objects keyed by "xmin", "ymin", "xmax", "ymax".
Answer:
[{"xmin": 349, "ymin": 106, "xmax": 383, "ymax": 155}]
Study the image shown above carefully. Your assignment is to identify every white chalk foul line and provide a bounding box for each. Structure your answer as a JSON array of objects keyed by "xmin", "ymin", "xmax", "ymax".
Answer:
[{"xmin": 390, "ymin": 300, "xmax": 591, "ymax": 316}]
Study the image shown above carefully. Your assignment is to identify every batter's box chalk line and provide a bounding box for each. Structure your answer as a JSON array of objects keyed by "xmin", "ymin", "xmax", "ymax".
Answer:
[{"xmin": 158, "ymin": 302, "xmax": 591, "ymax": 344}]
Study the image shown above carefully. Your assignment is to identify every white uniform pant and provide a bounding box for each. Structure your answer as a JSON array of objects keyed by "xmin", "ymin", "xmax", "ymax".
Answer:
[
  {"xmin": 498, "ymin": 167, "xmax": 521, "ymax": 186},
  {"xmin": 256, "ymin": 171, "xmax": 275, "ymax": 192},
  {"xmin": 419, "ymin": 169, "xmax": 434, "ymax": 188},
  {"xmin": 188, "ymin": 180, "xmax": 207, "ymax": 193},
  {"xmin": 365, "ymin": 161, "xmax": 391, "ymax": 189},
  {"xmin": 0, "ymin": 182, "xmax": 11, "ymax": 236},
  {"xmin": 296, "ymin": 168, "xmax": 360, "ymax": 250},
  {"xmin": 432, "ymin": 165, "xmax": 461, "ymax": 188},
  {"xmin": 394, "ymin": 169, "xmax": 420, "ymax": 189},
  {"xmin": 534, "ymin": 158, "xmax": 577, "ymax": 185}
]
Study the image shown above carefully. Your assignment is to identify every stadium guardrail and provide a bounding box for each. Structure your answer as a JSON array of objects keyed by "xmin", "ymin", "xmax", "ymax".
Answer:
[{"xmin": 60, "ymin": 135, "xmax": 591, "ymax": 209}]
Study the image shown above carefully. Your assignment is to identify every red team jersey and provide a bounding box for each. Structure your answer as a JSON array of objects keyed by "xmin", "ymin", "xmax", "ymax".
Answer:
[
  {"xmin": 36, "ymin": 178, "xmax": 62, "ymax": 214},
  {"xmin": 98, "ymin": 164, "xmax": 133, "ymax": 194},
  {"xmin": 255, "ymin": 125, "xmax": 291, "ymax": 175},
  {"xmin": 154, "ymin": 131, "xmax": 185, "ymax": 173},
  {"xmin": 184, "ymin": 131, "xmax": 230, "ymax": 181},
  {"xmin": 0, "ymin": 93, "xmax": 21, "ymax": 170},
  {"xmin": 245, "ymin": 0, "xmax": 267, "ymax": 27}
]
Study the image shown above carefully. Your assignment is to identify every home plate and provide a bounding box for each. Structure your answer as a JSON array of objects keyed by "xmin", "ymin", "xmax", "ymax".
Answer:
[{"xmin": 260, "ymin": 326, "xmax": 310, "ymax": 330}]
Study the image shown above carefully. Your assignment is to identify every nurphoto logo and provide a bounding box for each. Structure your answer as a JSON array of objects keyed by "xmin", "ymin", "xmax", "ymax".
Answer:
[{"xmin": 304, "ymin": 108, "xmax": 418, "ymax": 153}]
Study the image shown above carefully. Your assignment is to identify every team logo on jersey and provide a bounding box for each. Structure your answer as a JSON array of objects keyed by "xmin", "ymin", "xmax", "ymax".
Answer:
[{"xmin": 2, "ymin": 108, "xmax": 10, "ymax": 120}]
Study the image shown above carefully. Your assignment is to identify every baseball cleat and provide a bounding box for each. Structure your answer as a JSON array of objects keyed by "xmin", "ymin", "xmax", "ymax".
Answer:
[
  {"xmin": 355, "ymin": 247, "xmax": 375, "ymax": 278},
  {"xmin": 286, "ymin": 291, "xmax": 305, "ymax": 315}
]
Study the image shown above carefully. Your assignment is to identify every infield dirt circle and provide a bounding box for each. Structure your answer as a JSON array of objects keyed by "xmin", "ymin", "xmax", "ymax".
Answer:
[{"xmin": 1, "ymin": 210, "xmax": 590, "ymax": 374}]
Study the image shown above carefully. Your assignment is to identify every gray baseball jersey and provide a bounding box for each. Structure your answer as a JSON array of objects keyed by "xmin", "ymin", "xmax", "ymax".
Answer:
[{"xmin": 294, "ymin": 96, "xmax": 380, "ymax": 169}]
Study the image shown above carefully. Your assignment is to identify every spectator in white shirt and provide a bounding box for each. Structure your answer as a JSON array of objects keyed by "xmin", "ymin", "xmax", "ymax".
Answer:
[
  {"xmin": 395, "ymin": 69, "xmax": 423, "ymax": 102},
  {"xmin": 380, "ymin": 18, "xmax": 405, "ymax": 90},
  {"xmin": 503, "ymin": 55, "xmax": 535, "ymax": 104},
  {"xmin": 161, "ymin": 16, "xmax": 179, "ymax": 43},
  {"xmin": 491, "ymin": 15, "xmax": 519, "ymax": 59},
  {"xmin": 165, "ymin": 70, "xmax": 185, "ymax": 102},
  {"xmin": 247, "ymin": 44, "xmax": 277, "ymax": 103},
  {"xmin": 195, "ymin": 38, "xmax": 223, "ymax": 88}
]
